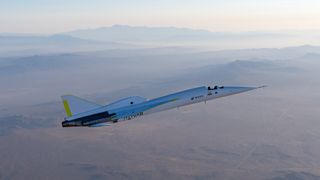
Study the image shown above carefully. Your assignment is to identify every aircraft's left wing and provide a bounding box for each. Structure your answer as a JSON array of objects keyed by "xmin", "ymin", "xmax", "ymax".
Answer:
[
  {"xmin": 115, "ymin": 98, "xmax": 179, "ymax": 117},
  {"xmin": 89, "ymin": 122, "xmax": 112, "ymax": 127}
]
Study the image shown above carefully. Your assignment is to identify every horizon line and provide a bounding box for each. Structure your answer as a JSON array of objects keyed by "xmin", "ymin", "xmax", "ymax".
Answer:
[{"xmin": 1, "ymin": 24, "xmax": 320, "ymax": 36}]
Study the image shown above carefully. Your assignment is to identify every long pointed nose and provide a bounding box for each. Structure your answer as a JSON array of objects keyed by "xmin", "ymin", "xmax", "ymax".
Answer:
[{"xmin": 225, "ymin": 86, "xmax": 265, "ymax": 95}]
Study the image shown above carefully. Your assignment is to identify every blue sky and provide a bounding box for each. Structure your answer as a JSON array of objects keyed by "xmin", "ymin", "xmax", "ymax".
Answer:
[{"xmin": 1, "ymin": 0, "xmax": 319, "ymax": 33}]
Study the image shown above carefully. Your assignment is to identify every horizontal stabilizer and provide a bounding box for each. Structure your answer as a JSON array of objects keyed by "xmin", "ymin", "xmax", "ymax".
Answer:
[{"xmin": 61, "ymin": 95, "xmax": 101, "ymax": 117}]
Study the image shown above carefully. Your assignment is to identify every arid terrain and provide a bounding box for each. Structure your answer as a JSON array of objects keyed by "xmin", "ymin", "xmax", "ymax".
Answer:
[{"xmin": 1, "ymin": 40, "xmax": 320, "ymax": 179}]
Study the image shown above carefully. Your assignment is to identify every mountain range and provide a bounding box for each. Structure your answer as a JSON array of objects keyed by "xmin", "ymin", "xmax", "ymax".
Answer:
[{"xmin": 2, "ymin": 25, "xmax": 319, "ymax": 56}]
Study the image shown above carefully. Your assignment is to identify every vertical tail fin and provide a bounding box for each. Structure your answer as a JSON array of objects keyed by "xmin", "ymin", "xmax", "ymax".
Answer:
[{"xmin": 61, "ymin": 95, "xmax": 101, "ymax": 117}]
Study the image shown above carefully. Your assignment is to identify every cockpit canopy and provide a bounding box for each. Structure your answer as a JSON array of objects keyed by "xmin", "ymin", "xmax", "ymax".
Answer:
[{"xmin": 207, "ymin": 86, "xmax": 224, "ymax": 90}]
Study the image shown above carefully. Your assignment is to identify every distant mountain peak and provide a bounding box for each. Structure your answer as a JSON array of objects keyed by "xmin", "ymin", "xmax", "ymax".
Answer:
[
  {"xmin": 88, "ymin": 24, "xmax": 212, "ymax": 33},
  {"xmin": 63, "ymin": 25, "xmax": 216, "ymax": 43},
  {"xmin": 111, "ymin": 24, "xmax": 131, "ymax": 28}
]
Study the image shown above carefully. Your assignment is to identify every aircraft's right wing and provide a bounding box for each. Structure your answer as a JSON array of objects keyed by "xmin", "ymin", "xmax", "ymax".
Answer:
[{"xmin": 105, "ymin": 96, "xmax": 147, "ymax": 110}]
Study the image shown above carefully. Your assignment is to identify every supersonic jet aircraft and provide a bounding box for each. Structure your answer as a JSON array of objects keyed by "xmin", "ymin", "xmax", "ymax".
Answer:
[{"xmin": 61, "ymin": 85, "xmax": 265, "ymax": 127}]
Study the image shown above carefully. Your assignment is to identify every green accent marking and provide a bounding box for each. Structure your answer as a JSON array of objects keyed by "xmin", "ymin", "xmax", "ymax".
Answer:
[
  {"xmin": 170, "ymin": 98, "xmax": 179, "ymax": 102},
  {"xmin": 63, "ymin": 100, "xmax": 72, "ymax": 117}
]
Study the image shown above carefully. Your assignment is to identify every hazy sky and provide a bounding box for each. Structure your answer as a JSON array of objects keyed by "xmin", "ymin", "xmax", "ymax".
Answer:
[{"xmin": 1, "ymin": 0, "xmax": 320, "ymax": 33}]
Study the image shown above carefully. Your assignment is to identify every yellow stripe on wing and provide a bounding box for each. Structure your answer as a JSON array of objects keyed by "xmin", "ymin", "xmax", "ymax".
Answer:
[{"xmin": 63, "ymin": 100, "xmax": 72, "ymax": 117}]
